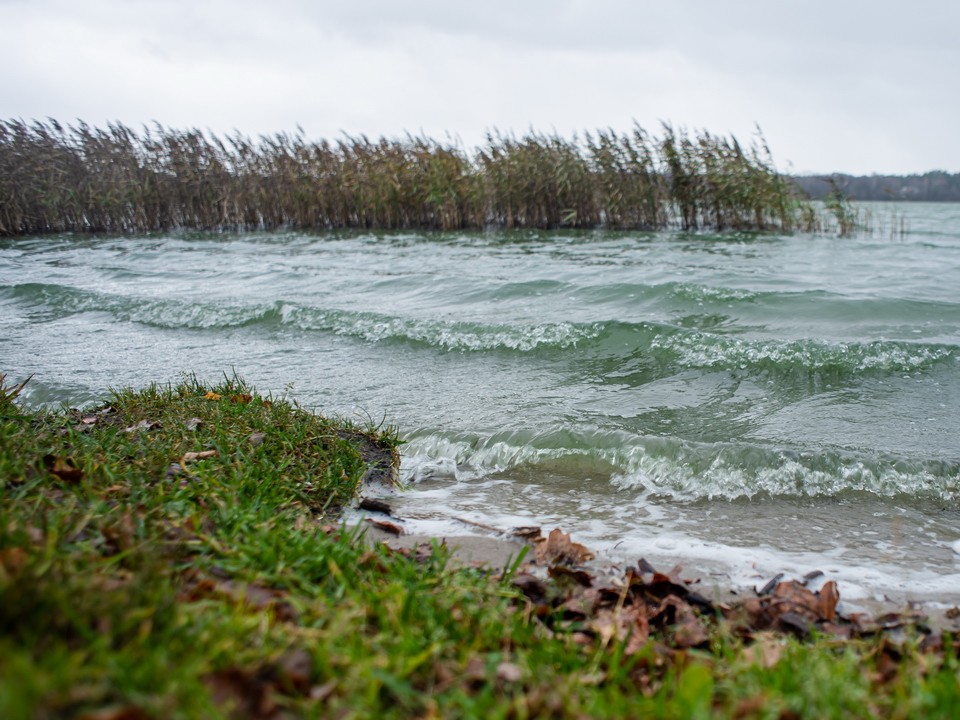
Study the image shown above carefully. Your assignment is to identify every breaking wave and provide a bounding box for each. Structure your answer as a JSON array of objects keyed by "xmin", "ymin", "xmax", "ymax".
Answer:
[
  {"xmin": 401, "ymin": 428, "xmax": 960, "ymax": 503},
  {"xmin": 4, "ymin": 283, "xmax": 955, "ymax": 375}
]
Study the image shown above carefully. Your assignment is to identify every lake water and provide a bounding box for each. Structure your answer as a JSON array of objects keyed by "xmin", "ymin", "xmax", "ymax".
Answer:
[{"xmin": 2, "ymin": 202, "xmax": 959, "ymax": 606}]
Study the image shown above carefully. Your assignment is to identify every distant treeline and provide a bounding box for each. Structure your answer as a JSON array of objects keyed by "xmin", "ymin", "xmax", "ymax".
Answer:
[
  {"xmin": 0, "ymin": 119, "xmax": 827, "ymax": 237},
  {"xmin": 792, "ymin": 172, "xmax": 960, "ymax": 202}
]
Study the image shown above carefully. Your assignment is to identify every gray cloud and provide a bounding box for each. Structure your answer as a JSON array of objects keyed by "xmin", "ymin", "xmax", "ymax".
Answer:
[{"xmin": 1, "ymin": 0, "xmax": 957, "ymax": 173}]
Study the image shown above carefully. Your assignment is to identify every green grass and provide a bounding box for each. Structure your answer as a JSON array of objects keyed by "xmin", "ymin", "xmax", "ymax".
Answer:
[{"xmin": 1, "ymin": 373, "xmax": 957, "ymax": 718}]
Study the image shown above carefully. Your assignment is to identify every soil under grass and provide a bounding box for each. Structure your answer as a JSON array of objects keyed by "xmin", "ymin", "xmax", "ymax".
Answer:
[{"xmin": 1, "ymin": 373, "xmax": 958, "ymax": 719}]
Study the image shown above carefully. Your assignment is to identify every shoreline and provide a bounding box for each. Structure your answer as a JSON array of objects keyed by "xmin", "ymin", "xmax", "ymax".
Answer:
[
  {"xmin": 7, "ymin": 374, "xmax": 960, "ymax": 715},
  {"xmin": 359, "ymin": 520, "xmax": 960, "ymax": 633}
]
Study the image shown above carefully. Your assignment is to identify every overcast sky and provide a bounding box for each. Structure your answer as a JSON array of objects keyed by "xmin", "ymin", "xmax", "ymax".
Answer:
[{"xmin": 2, "ymin": 0, "xmax": 957, "ymax": 175}]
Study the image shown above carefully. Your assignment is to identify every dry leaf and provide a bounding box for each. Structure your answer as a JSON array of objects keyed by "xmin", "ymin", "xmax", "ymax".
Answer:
[
  {"xmin": 124, "ymin": 419, "xmax": 161, "ymax": 433},
  {"xmin": 358, "ymin": 497, "xmax": 393, "ymax": 515},
  {"xmin": 649, "ymin": 595, "xmax": 709, "ymax": 649},
  {"xmin": 248, "ymin": 432, "xmax": 266, "ymax": 447},
  {"xmin": 309, "ymin": 680, "xmax": 337, "ymax": 701},
  {"xmin": 732, "ymin": 696, "xmax": 770, "ymax": 719},
  {"xmin": 548, "ymin": 565, "xmax": 593, "ymax": 587},
  {"xmin": 0, "ymin": 547, "xmax": 28, "ymax": 577},
  {"xmin": 817, "ymin": 580, "xmax": 840, "ymax": 622},
  {"xmin": 183, "ymin": 449, "xmax": 218, "ymax": 462},
  {"xmin": 510, "ymin": 573, "xmax": 548, "ymax": 602},
  {"xmin": 43, "ymin": 454, "xmax": 84, "ymax": 483},
  {"xmin": 738, "ymin": 577, "xmax": 843, "ymax": 634},
  {"xmin": 589, "ymin": 605, "xmax": 650, "ymax": 655},
  {"xmin": 366, "ymin": 518, "xmax": 405, "ymax": 536},
  {"xmin": 496, "ymin": 661, "xmax": 524, "ymax": 683},
  {"xmin": 186, "ymin": 417, "xmax": 204, "ymax": 431},
  {"xmin": 533, "ymin": 528, "xmax": 595, "ymax": 566},
  {"xmin": 275, "ymin": 648, "xmax": 313, "ymax": 693},
  {"xmin": 231, "ymin": 393, "xmax": 253, "ymax": 404},
  {"xmin": 181, "ymin": 574, "xmax": 298, "ymax": 623},
  {"xmin": 742, "ymin": 632, "xmax": 784, "ymax": 668},
  {"xmin": 204, "ymin": 668, "xmax": 276, "ymax": 719},
  {"xmin": 101, "ymin": 512, "xmax": 136, "ymax": 553},
  {"xmin": 204, "ymin": 391, "xmax": 222, "ymax": 401}
]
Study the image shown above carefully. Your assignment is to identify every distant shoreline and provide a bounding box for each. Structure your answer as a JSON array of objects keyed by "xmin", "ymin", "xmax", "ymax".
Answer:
[{"xmin": 792, "ymin": 172, "xmax": 960, "ymax": 202}]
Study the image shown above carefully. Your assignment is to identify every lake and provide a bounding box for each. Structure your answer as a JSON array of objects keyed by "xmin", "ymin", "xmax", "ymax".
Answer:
[{"xmin": 2, "ymin": 201, "xmax": 959, "ymax": 606}]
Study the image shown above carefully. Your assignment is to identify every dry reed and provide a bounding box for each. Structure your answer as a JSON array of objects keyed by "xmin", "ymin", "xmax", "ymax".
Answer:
[{"xmin": 0, "ymin": 119, "xmax": 818, "ymax": 236}]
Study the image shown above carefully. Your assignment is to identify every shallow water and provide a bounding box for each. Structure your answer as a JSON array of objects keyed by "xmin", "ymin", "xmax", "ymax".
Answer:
[{"xmin": 2, "ymin": 202, "xmax": 959, "ymax": 605}]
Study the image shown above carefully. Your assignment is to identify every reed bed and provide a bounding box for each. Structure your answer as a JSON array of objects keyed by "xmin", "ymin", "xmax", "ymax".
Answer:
[{"xmin": 0, "ymin": 119, "xmax": 819, "ymax": 236}]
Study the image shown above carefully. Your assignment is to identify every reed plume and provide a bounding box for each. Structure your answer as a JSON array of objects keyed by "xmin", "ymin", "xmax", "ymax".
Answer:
[{"xmin": 0, "ymin": 119, "xmax": 817, "ymax": 236}]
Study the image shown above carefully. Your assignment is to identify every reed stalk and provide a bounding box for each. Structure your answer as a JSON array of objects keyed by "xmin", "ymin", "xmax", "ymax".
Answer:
[{"xmin": 0, "ymin": 119, "xmax": 818, "ymax": 236}]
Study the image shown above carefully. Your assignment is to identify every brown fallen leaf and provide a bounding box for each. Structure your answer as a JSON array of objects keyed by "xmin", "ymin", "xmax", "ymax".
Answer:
[
  {"xmin": 182, "ymin": 449, "xmax": 218, "ymax": 462},
  {"xmin": 739, "ymin": 578, "xmax": 843, "ymax": 633},
  {"xmin": 559, "ymin": 591, "xmax": 597, "ymax": 620},
  {"xmin": 732, "ymin": 695, "xmax": 769, "ymax": 719},
  {"xmin": 510, "ymin": 573, "xmax": 548, "ymax": 603},
  {"xmin": 0, "ymin": 547, "xmax": 28, "ymax": 578},
  {"xmin": 533, "ymin": 528, "xmax": 595, "ymax": 566},
  {"xmin": 231, "ymin": 393, "xmax": 253, "ymax": 404},
  {"xmin": 741, "ymin": 632, "xmax": 784, "ymax": 668},
  {"xmin": 817, "ymin": 580, "xmax": 840, "ymax": 622},
  {"xmin": 181, "ymin": 574, "xmax": 298, "ymax": 623},
  {"xmin": 204, "ymin": 668, "xmax": 276, "ymax": 719},
  {"xmin": 548, "ymin": 565, "xmax": 593, "ymax": 588},
  {"xmin": 101, "ymin": 484, "xmax": 130, "ymax": 497},
  {"xmin": 309, "ymin": 680, "xmax": 337, "ymax": 701},
  {"xmin": 43, "ymin": 454, "xmax": 84, "ymax": 483},
  {"xmin": 496, "ymin": 661, "xmax": 524, "ymax": 683},
  {"xmin": 366, "ymin": 518, "xmax": 405, "ymax": 536},
  {"xmin": 358, "ymin": 497, "xmax": 393, "ymax": 515},
  {"xmin": 186, "ymin": 417, "xmax": 204, "ymax": 431},
  {"xmin": 625, "ymin": 566, "xmax": 714, "ymax": 612},
  {"xmin": 101, "ymin": 512, "xmax": 136, "ymax": 554},
  {"xmin": 204, "ymin": 391, "xmax": 222, "ymax": 401},
  {"xmin": 649, "ymin": 595, "xmax": 709, "ymax": 649},
  {"xmin": 124, "ymin": 419, "xmax": 161, "ymax": 433},
  {"xmin": 871, "ymin": 641, "xmax": 902, "ymax": 685},
  {"xmin": 274, "ymin": 648, "xmax": 313, "ymax": 694},
  {"xmin": 589, "ymin": 605, "xmax": 650, "ymax": 655},
  {"xmin": 465, "ymin": 656, "xmax": 487, "ymax": 685},
  {"xmin": 771, "ymin": 580, "xmax": 827, "ymax": 623}
]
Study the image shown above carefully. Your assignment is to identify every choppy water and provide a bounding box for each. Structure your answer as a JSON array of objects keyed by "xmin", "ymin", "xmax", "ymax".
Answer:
[{"xmin": 2, "ymin": 202, "xmax": 959, "ymax": 605}]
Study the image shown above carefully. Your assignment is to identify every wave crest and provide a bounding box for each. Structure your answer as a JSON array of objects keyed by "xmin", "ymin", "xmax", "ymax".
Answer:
[{"xmin": 401, "ymin": 429, "xmax": 960, "ymax": 502}]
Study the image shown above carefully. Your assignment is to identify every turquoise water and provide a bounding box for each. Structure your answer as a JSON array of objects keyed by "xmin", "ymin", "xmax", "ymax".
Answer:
[{"xmin": 2, "ymin": 202, "xmax": 959, "ymax": 603}]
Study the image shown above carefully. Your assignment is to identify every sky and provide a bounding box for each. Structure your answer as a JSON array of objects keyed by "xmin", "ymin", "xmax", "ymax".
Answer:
[{"xmin": 2, "ymin": 0, "xmax": 957, "ymax": 175}]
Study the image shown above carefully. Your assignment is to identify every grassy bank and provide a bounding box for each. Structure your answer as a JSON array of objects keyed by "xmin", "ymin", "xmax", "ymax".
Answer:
[
  {"xmin": 1, "ymin": 374, "xmax": 957, "ymax": 719},
  {"xmin": 0, "ymin": 120, "xmax": 821, "ymax": 236}
]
